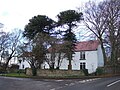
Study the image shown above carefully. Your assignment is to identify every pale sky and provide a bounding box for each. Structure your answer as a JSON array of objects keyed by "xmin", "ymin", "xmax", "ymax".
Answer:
[{"xmin": 0, "ymin": 0, "xmax": 103, "ymax": 32}]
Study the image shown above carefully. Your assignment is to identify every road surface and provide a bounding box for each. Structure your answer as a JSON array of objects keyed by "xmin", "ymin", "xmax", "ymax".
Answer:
[{"xmin": 0, "ymin": 76, "xmax": 120, "ymax": 90}]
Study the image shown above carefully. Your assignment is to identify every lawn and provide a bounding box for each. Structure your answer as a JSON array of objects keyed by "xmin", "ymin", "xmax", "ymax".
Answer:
[{"xmin": 0, "ymin": 73, "xmax": 30, "ymax": 78}]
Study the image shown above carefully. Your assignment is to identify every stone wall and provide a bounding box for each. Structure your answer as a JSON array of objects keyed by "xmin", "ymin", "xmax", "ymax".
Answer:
[
  {"xmin": 26, "ymin": 69, "xmax": 84, "ymax": 77},
  {"xmin": 26, "ymin": 68, "xmax": 33, "ymax": 76}
]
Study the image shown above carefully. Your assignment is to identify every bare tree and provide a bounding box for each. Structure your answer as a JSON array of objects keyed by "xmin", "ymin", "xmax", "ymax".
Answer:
[
  {"xmin": 84, "ymin": 1, "xmax": 108, "ymax": 65},
  {"xmin": 0, "ymin": 29, "xmax": 22, "ymax": 70},
  {"xmin": 84, "ymin": 0, "xmax": 120, "ymax": 68},
  {"xmin": 0, "ymin": 32, "xmax": 9, "ymax": 66},
  {"xmin": 18, "ymin": 40, "xmax": 38, "ymax": 76},
  {"xmin": 103, "ymin": 0, "xmax": 120, "ymax": 67}
]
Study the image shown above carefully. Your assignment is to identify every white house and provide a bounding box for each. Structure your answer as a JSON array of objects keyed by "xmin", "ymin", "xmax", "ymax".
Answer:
[
  {"xmin": 19, "ymin": 40, "xmax": 104, "ymax": 73},
  {"xmin": 42, "ymin": 40, "xmax": 104, "ymax": 73}
]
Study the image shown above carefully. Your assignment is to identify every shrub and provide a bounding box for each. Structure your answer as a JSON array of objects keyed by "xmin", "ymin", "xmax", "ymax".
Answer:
[
  {"xmin": 0, "ymin": 67, "xmax": 7, "ymax": 74},
  {"xmin": 10, "ymin": 64, "xmax": 19, "ymax": 69},
  {"xmin": 8, "ymin": 64, "xmax": 19, "ymax": 73},
  {"xmin": 96, "ymin": 67, "xmax": 104, "ymax": 75},
  {"xmin": 17, "ymin": 69, "xmax": 25, "ymax": 74}
]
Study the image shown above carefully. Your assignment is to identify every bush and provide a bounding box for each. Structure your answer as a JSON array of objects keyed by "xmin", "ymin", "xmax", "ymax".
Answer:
[
  {"xmin": 8, "ymin": 64, "xmax": 19, "ymax": 73},
  {"xmin": 96, "ymin": 67, "xmax": 104, "ymax": 75},
  {"xmin": 10, "ymin": 64, "xmax": 19, "ymax": 69},
  {"xmin": 17, "ymin": 69, "xmax": 25, "ymax": 74},
  {"xmin": 0, "ymin": 67, "xmax": 7, "ymax": 74}
]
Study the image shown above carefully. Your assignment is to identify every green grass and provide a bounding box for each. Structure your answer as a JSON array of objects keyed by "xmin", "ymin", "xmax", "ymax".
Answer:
[{"xmin": 0, "ymin": 73, "xmax": 30, "ymax": 78}]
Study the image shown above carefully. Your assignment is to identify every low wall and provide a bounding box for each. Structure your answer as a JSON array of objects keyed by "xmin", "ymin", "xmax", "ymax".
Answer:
[
  {"xmin": 26, "ymin": 68, "xmax": 33, "ymax": 76},
  {"xmin": 26, "ymin": 69, "xmax": 84, "ymax": 77}
]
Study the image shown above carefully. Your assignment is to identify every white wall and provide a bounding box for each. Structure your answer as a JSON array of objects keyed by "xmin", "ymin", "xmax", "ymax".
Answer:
[
  {"xmin": 43, "ymin": 51, "xmax": 99, "ymax": 73},
  {"xmin": 59, "ymin": 58, "xmax": 69, "ymax": 70},
  {"xmin": 97, "ymin": 45, "xmax": 104, "ymax": 67},
  {"xmin": 59, "ymin": 51, "xmax": 98, "ymax": 73},
  {"xmin": 19, "ymin": 60, "xmax": 30, "ymax": 69},
  {"xmin": 85, "ymin": 51, "xmax": 98, "ymax": 73},
  {"xmin": 9, "ymin": 57, "xmax": 18, "ymax": 65}
]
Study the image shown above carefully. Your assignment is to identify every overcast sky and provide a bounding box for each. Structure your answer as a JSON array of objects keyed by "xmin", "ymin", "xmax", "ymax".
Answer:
[{"xmin": 0, "ymin": 0, "xmax": 103, "ymax": 32}]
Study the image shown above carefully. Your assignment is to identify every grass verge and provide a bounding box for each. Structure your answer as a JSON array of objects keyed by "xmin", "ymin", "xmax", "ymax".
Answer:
[{"xmin": 0, "ymin": 73, "xmax": 30, "ymax": 78}]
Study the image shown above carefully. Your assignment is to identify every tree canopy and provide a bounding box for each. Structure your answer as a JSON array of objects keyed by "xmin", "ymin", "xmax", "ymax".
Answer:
[
  {"xmin": 23, "ymin": 15, "xmax": 56, "ymax": 39},
  {"xmin": 57, "ymin": 10, "xmax": 83, "ymax": 26}
]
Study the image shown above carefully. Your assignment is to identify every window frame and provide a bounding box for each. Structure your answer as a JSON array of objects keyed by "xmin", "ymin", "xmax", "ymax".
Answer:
[
  {"xmin": 80, "ymin": 51, "xmax": 86, "ymax": 60},
  {"xmin": 22, "ymin": 64, "xmax": 24, "ymax": 69},
  {"xmin": 80, "ymin": 62, "xmax": 86, "ymax": 70}
]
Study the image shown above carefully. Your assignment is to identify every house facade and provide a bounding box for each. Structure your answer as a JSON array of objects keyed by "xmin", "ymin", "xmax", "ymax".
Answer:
[
  {"xmin": 18, "ymin": 59, "xmax": 30, "ymax": 69},
  {"xmin": 43, "ymin": 40, "xmax": 104, "ymax": 73},
  {"xmin": 19, "ymin": 40, "xmax": 104, "ymax": 73}
]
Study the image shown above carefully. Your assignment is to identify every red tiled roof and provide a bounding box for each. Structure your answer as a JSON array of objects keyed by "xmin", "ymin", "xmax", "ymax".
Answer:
[{"xmin": 75, "ymin": 40, "xmax": 100, "ymax": 51}]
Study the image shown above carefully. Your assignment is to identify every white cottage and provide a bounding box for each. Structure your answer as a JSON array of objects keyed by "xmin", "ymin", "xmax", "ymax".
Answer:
[
  {"xmin": 73, "ymin": 40, "xmax": 104, "ymax": 73},
  {"xmin": 19, "ymin": 40, "xmax": 104, "ymax": 73},
  {"xmin": 42, "ymin": 40, "xmax": 104, "ymax": 73}
]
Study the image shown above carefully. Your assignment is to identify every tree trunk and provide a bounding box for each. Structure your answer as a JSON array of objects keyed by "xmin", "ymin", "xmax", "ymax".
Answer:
[
  {"xmin": 32, "ymin": 67, "xmax": 37, "ymax": 76},
  {"xmin": 111, "ymin": 46, "xmax": 116, "ymax": 74},
  {"xmin": 4, "ymin": 50, "xmax": 15, "ymax": 71},
  {"xmin": 101, "ymin": 43, "xmax": 107, "ymax": 66},
  {"xmin": 4, "ymin": 56, "xmax": 12, "ymax": 71},
  {"xmin": 99, "ymin": 38, "xmax": 107, "ymax": 66},
  {"xmin": 68, "ymin": 51, "xmax": 72, "ymax": 70}
]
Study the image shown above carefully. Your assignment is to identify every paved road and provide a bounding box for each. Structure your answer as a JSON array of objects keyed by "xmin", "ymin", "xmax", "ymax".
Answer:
[
  {"xmin": 61, "ymin": 76, "xmax": 120, "ymax": 90},
  {"xmin": 0, "ymin": 76, "xmax": 120, "ymax": 90}
]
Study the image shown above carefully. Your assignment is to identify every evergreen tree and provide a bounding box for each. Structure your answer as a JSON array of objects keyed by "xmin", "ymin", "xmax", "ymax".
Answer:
[
  {"xmin": 57, "ymin": 10, "xmax": 83, "ymax": 70},
  {"xmin": 23, "ymin": 15, "xmax": 55, "ymax": 39}
]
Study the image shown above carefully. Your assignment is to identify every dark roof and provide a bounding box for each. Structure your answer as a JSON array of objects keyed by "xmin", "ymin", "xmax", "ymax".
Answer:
[{"xmin": 75, "ymin": 40, "xmax": 100, "ymax": 51}]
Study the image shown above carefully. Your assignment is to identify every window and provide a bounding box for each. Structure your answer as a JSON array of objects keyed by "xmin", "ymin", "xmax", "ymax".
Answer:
[
  {"xmin": 80, "ymin": 62, "xmax": 86, "ymax": 69},
  {"xmin": 80, "ymin": 52, "xmax": 85, "ymax": 60},
  {"xmin": 22, "ymin": 64, "xmax": 24, "ymax": 69}
]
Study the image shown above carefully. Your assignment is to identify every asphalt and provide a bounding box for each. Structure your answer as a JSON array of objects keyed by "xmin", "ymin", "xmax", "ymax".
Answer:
[{"xmin": 0, "ymin": 75, "xmax": 120, "ymax": 90}]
